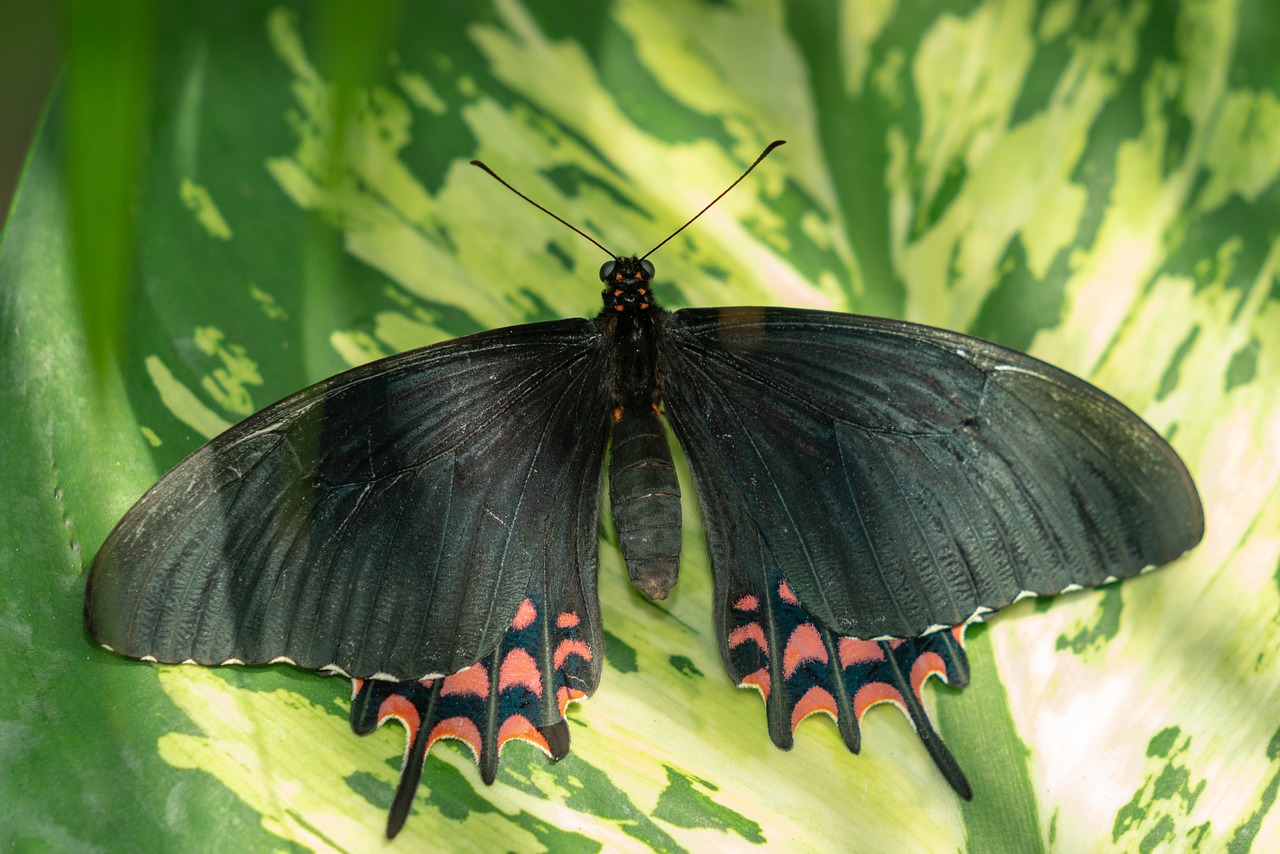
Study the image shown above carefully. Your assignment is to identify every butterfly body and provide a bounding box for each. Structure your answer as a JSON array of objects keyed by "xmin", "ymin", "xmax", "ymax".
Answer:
[{"xmin": 599, "ymin": 255, "xmax": 684, "ymax": 600}]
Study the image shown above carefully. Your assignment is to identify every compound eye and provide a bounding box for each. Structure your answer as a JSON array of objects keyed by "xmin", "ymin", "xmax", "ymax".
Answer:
[
  {"xmin": 599, "ymin": 260, "xmax": 617, "ymax": 282},
  {"xmin": 639, "ymin": 258, "xmax": 655, "ymax": 279}
]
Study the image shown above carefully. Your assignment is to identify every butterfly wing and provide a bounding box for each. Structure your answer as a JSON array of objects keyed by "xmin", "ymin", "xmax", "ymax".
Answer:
[
  {"xmin": 85, "ymin": 318, "xmax": 611, "ymax": 680},
  {"xmin": 660, "ymin": 306, "xmax": 1203, "ymax": 645}
]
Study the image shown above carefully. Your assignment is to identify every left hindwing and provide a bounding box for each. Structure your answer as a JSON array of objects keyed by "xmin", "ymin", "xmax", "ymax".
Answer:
[{"xmin": 659, "ymin": 307, "xmax": 1203, "ymax": 643}]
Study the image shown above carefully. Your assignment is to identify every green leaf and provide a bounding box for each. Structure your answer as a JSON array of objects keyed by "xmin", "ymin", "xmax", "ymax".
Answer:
[{"xmin": 3, "ymin": 2, "xmax": 1278, "ymax": 850}]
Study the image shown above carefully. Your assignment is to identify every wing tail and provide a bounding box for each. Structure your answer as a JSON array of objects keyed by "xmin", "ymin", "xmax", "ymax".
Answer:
[
  {"xmin": 347, "ymin": 578, "xmax": 602, "ymax": 838},
  {"xmin": 718, "ymin": 551, "xmax": 973, "ymax": 795}
]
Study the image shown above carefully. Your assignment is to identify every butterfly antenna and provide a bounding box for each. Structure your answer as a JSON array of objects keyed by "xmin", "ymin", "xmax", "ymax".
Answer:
[
  {"xmin": 470, "ymin": 159, "xmax": 615, "ymax": 258},
  {"xmin": 641, "ymin": 139, "xmax": 786, "ymax": 260}
]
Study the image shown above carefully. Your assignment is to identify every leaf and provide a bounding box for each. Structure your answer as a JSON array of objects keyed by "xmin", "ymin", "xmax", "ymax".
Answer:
[{"xmin": 3, "ymin": 2, "xmax": 1278, "ymax": 851}]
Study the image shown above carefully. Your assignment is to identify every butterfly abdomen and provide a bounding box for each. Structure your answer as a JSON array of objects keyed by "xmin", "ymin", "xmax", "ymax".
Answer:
[{"xmin": 609, "ymin": 406, "xmax": 682, "ymax": 600}]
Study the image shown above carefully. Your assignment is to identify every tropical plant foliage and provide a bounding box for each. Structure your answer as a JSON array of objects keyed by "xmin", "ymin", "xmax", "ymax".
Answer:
[{"xmin": 2, "ymin": 2, "xmax": 1278, "ymax": 851}]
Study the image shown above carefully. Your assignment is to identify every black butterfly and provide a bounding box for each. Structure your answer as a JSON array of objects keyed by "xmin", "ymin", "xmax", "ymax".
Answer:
[{"xmin": 84, "ymin": 141, "xmax": 1203, "ymax": 838}]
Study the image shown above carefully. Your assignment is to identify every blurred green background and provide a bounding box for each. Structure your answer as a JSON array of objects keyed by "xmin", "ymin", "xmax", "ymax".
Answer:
[{"xmin": 0, "ymin": 4, "xmax": 60, "ymax": 231}]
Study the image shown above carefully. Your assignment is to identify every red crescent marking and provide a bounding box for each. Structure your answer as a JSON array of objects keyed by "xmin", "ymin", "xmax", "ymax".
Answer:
[
  {"xmin": 499, "ymin": 647, "xmax": 543, "ymax": 696},
  {"xmin": 728, "ymin": 622, "xmax": 767, "ymax": 652},
  {"xmin": 554, "ymin": 639, "xmax": 592, "ymax": 670},
  {"xmin": 910, "ymin": 651, "xmax": 946, "ymax": 697},
  {"xmin": 777, "ymin": 580, "xmax": 799, "ymax": 605},
  {"xmin": 740, "ymin": 668, "xmax": 771, "ymax": 701},
  {"xmin": 427, "ymin": 717, "xmax": 482, "ymax": 762},
  {"xmin": 838, "ymin": 636, "xmax": 885, "ymax": 667},
  {"xmin": 497, "ymin": 714, "xmax": 552, "ymax": 754},
  {"xmin": 511, "ymin": 598, "xmax": 537, "ymax": 630},
  {"xmin": 376, "ymin": 693, "xmax": 421, "ymax": 733},
  {"xmin": 441, "ymin": 663, "xmax": 489, "ymax": 698},
  {"xmin": 853, "ymin": 682, "xmax": 905, "ymax": 721},
  {"xmin": 556, "ymin": 685, "xmax": 586, "ymax": 715},
  {"xmin": 790, "ymin": 686, "xmax": 838, "ymax": 731},
  {"xmin": 783, "ymin": 623, "xmax": 827, "ymax": 679}
]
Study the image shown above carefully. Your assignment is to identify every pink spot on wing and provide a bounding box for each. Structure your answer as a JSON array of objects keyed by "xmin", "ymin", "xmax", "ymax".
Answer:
[
  {"xmin": 790, "ymin": 686, "xmax": 838, "ymax": 731},
  {"xmin": 740, "ymin": 668, "xmax": 771, "ymax": 701},
  {"xmin": 441, "ymin": 663, "xmax": 489, "ymax": 698},
  {"xmin": 783, "ymin": 623, "xmax": 827, "ymax": 679},
  {"xmin": 777, "ymin": 580, "xmax": 799, "ymax": 605},
  {"xmin": 499, "ymin": 647, "xmax": 542, "ymax": 696},
  {"xmin": 838, "ymin": 637, "xmax": 884, "ymax": 667},
  {"xmin": 553, "ymin": 639, "xmax": 592, "ymax": 669},
  {"xmin": 556, "ymin": 611, "xmax": 580, "ymax": 629},
  {"xmin": 428, "ymin": 717, "xmax": 482, "ymax": 761},
  {"xmin": 511, "ymin": 598, "xmax": 537, "ymax": 630},
  {"xmin": 497, "ymin": 714, "xmax": 551, "ymax": 754},
  {"xmin": 728, "ymin": 622, "xmax": 767, "ymax": 652},
  {"xmin": 733, "ymin": 595, "xmax": 759, "ymax": 612},
  {"xmin": 853, "ymin": 682, "xmax": 905, "ymax": 721}
]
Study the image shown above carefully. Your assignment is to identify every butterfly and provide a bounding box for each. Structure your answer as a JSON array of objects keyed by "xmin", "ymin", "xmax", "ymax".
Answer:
[{"xmin": 83, "ymin": 141, "xmax": 1204, "ymax": 838}]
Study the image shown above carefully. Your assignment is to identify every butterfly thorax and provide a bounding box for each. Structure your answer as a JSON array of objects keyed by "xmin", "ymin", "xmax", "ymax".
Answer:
[{"xmin": 596, "ymin": 255, "xmax": 666, "ymax": 412}]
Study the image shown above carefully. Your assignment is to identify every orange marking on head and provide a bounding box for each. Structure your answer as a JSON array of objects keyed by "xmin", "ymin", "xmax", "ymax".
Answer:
[
  {"xmin": 428, "ymin": 717, "xmax": 482, "ymax": 762},
  {"xmin": 556, "ymin": 611, "xmax": 580, "ymax": 629},
  {"xmin": 497, "ymin": 714, "xmax": 552, "ymax": 754},
  {"xmin": 613, "ymin": 406, "xmax": 624, "ymax": 422},
  {"xmin": 838, "ymin": 636, "xmax": 885, "ymax": 667},
  {"xmin": 853, "ymin": 682, "xmax": 906, "ymax": 721},
  {"xmin": 777, "ymin": 580, "xmax": 799, "ymax": 605},
  {"xmin": 553, "ymin": 639, "xmax": 592, "ymax": 669},
  {"xmin": 441, "ymin": 663, "xmax": 489, "ymax": 698},
  {"xmin": 511, "ymin": 598, "xmax": 537, "ymax": 630},
  {"xmin": 498, "ymin": 647, "xmax": 542, "ymax": 696},
  {"xmin": 739, "ymin": 668, "xmax": 771, "ymax": 701},
  {"xmin": 639, "ymin": 302, "xmax": 650, "ymax": 310},
  {"xmin": 910, "ymin": 651, "xmax": 947, "ymax": 696},
  {"xmin": 614, "ymin": 273, "xmax": 623, "ymax": 282},
  {"xmin": 376, "ymin": 694, "xmax": 421, "ymax": 734},
  {"xmin": 790, "ymin": 686, "xmax": 838, "ymax": 731},
  {"xmin": 728, "ymin": 622, "xmax": 767, "ymax": 652},
  {"xmin": 614, "ymin": 305, "xmax": 624, "ymax": 312},
  {"xmin": 783, "ymin": 623, "xmax": 828, "ymax": 679},
  {"xmin": 733, "ymin": 595, "xmax": 759, "ymax": 612}
]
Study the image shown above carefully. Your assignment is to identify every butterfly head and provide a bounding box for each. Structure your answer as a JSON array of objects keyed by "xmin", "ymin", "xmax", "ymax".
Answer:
[{"xmin": 600, "ymin": 256, "xmax": 659, "ymax": 314}]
